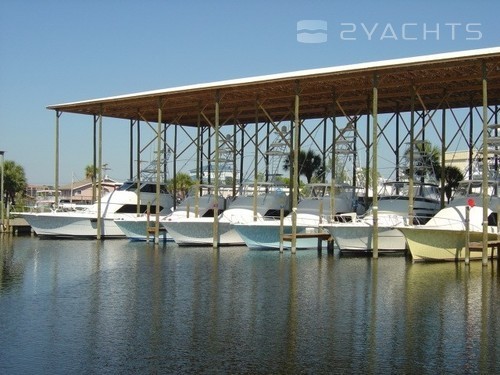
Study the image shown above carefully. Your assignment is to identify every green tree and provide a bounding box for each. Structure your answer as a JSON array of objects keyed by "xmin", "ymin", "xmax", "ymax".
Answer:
[
  {"xmin": 283, "ymin": 149, "xmax": 323, "ymax": 183},
  {"xmin": 84, "ymin": 164, "xmax": 99, "ymax": 179},
  {"xmin": 167, "ymin": 173, "xmax": 194, "ymax": 200},
  {"xmin": 435, "ymin": 165, "xmax": 464, "ymax": 203},
  {"xmin": 3, "ymin": 160, "xmax": 27, "ymax": 207}
]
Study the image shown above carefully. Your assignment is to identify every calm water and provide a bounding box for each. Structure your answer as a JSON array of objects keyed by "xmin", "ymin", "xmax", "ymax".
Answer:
[{"xmin": 0, "ymin": 235, "xmax": 498, "ymax": 374}]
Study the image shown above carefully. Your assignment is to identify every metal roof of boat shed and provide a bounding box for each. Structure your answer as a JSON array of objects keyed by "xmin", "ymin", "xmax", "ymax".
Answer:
[{"xmin": 48, "ymin": 47, "xmax": 500, "ymax": 127}]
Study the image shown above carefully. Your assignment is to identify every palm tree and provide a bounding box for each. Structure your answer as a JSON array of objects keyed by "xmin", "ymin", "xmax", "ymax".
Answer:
[
  {"xmin": 84, "ymin": 164, "xmax": 99, "ymax": 180},
  {"xmin": 402, "ymin": 141, "xmax": 463, "ymax": 202},
  {"xmin": 167, "ymin": 173, "xmax": 194, "ymax": 201},
  {"xmin": 283, "ymin": 149, "xmax": 323, "ymax": 184},
  {"xmin": 435, "ymin": 165, "xmax": 464, "ymax": 203}
]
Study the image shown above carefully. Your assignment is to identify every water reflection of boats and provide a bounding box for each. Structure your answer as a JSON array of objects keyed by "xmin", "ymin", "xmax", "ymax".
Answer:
[
  {"xmin": 403, "ymin": 261, "xmax": 492, "ymax": 363},
  {"xmin": 399, "ymin": 179, "xmax": 500, "ymax": 262},
  {"xmin": 322, "ymin": 181, "xmax": 441, "ymax": 253},
  {"xmin": 21, "ymin": 181, "xmax": 174, "ymax": 238},
  {"xmin": 233, "ymin": 183, "xmax": 365, "ymax": 250},
  {"xmin": 162, "ymin": 182, "xmax": 288, "ymax": 246}
]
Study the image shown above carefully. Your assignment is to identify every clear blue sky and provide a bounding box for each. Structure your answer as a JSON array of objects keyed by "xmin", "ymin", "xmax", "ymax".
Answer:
[{"xmin": 1, "ymin": 0, "xmax": 498, "ymax": 185}]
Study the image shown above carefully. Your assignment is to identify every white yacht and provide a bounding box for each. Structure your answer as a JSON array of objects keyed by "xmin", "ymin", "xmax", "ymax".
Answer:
[
  {"xmin": 21, "ymin": 181, "xmax": 174, "ymax": 238},
  {"xmin": 322, "ymin": 181, "xmax": 441, "ymax": 253},
  {"xmin": 162, "ymin": 182, "xmax": 289, "ymax": 246},
  {"xmin": 233, "ymin": 183, "xmax": 365, "ymax": 250}
]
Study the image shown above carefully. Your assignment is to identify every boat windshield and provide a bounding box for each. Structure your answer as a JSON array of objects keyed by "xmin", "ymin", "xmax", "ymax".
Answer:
[
  {"xmin": 238, "ymin": 182, "xmax": 286, "ymax": 196},
  {"xmin": 379, "ymin": 182, "xmax": 409, "ymax": 196},
  {"xmin": 303, "ymin": 183, "xmax": 355, "ymax": 198},
  {"xmin": 379, "ymin": 182, "xmax": 439, "ymax": 198},
  {"xmin": 454, "ymin": 180, "xmax": 499, "ymax": 197},
  {"xmin": 118, "ymin": 181, "xmax": 169, "ymax": 194},
  {"xmin": 119, "ymin": 181, "xmax": 136, "ymax": 191}
]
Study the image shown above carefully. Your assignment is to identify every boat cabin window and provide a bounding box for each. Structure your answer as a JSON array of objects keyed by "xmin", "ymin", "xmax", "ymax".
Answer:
[
  {"xmin": 115, "ymin": 204, "xmax": 164, "ymax": 214},
  {"xmin": 140, "ymin": 184, "xmax": 157, "ymax": 193},
  {"xmin": 336, "ymin": 185, "xmax": 355, "ymax": 195},
  {"xmin": 380, "ymin": 182, "xmax": 408, "ymax": 196},
  {"xmin": 418, "ymin": 185, "xmax": 439, "ymax": 199},
  {"xmin": 311, "ymin": 185, "xmax": 327, "ymax": 197},
  {"xmin": 201, "ymin": 208, "xmax": 224, "ymax": 218},
  {"xmin": 119, "ymin": 182, "xmax": 136, "ymax": 191},
  {"xmin": 488, "ymin": 212, "xmax": 498, "ymax": 226},
  {"xmin": 263, "ymin": 209, "xmax": 289, "ymax": 218},
  {"xmin": 238, "ymin": 183, "xmax": 285, "ymax": 197}
]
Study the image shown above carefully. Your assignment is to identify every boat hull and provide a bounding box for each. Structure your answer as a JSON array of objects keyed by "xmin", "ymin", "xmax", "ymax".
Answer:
[
  {"xmin": 19, "ymin": 181, "xmax": 175, "ymax": 239},
  {"xmin": 114, "ymin": 215, "xmax": 172, "ymax": 241},
  {"xmin": 400, "ymin": 227, "xmax": 497, "ymax": 262},
  {"xmin": 325, "ymin": 223, "xmax": 407, "ymax": 253},
  {"xmin": 162, "ymin": 218, "xmax": 244, "ymax": 246},
  {"xmin": 22, "ymin": 212, "xmax": 125, "ymax": 238},
  {"xmin": 234, "ymin": 222, "xmax": 322, "ymax": 250}
]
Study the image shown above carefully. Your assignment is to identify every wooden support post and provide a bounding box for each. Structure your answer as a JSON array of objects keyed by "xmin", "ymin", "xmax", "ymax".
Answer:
[
  {"xmin": 372, "ymin": 74, "xmax": 379, "ymax": 258},
  {"xmin": 441, "ymin": 107, "xmax": 446, "ymax": 207},
  {"xmin": 481, "ymin": 61, "xmax": 489, "ymax": 266},
  {"xmin": 408, "ymin": 88, "xmax": 415, "ymax": 227},
  {"xmin": 327, "ymin": 236, "xmax": 334, "ymax": 254},
  {"xmin": 213, "ymin": 91, "xmax": 220, "ymax": 249},
  {"xmin": 279, "ymin": 206, "xmax": 284, "ymax": 253},
  {"xmin": 154, "ymin": 99, "xmax": 163, "ymax": 245},
  {"xmin": 97, "ymin": 111, "xmax": 103, "ymax": 240},
  {"xmin": 146, "ymin": 202, "xmax": 151, "ymax": 243},
  {"xmin": 465, "ymin": 205, "xmax": 470, "ymax": 264},
  {"xmin": 129, "ymin": 119, "xmax": 134, "ymax": 180},
  {"xmin": 54, "ymin": 111, "xmax": 60, "ymax": 210},
  {"xmin": 135, "ymin": 119, "xmax": 141, "ymax": 216},
  {"xmin": 253, "ymin": 103, "xmax": 259, "ymax": 223},
  {"xmin": 291, "ymin": 81, "xmax": 300, "ymax": 254},
  {"xmin": 331, "ymin": 106, "xmax": 336, "ymax": 223},
  {"xmin": 0, "ymin": 150, "xmax": 4, "ymax": 232},
  {"xmin": 173, "ymin": 123, "xmax": 178, "ymax": 211}
]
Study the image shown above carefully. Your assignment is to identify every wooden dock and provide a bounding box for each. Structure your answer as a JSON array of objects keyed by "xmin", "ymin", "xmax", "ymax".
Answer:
[
  {"xmin": 1, "ymin": 218, "xmax": 32, "ymax": 235},
  {"xmin": 468, "ymin": 240, "xmax": 500, "ymax": 260},
  {"xmin": 282, "ymin": 232, "xmax": 334, "ymax": 253}
]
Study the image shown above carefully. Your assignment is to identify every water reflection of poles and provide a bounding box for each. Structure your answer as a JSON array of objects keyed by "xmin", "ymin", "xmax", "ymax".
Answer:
[{"xmin": 0, "ymin": 151, "xmax": 4, "ymax": 232}]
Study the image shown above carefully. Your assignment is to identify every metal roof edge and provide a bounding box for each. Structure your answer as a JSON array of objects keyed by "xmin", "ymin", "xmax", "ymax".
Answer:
[{"xmin": 47, "ymin": 46, "xmax": 500, "ymax": 110}]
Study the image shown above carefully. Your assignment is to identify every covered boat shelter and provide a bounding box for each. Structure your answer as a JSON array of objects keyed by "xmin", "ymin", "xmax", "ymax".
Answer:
[{"xmin": 47, "ymin": 47, "xmax": 500, "ymax": 261}]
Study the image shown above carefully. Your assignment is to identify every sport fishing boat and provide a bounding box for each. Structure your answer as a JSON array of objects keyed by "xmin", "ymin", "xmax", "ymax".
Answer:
[
  {"xmin": 233, "ymin": 183, "xmax": 365, "ymax": 250},
  {"xmin": 162, "ymin": 181, "xmax": 289, "ymax": 246},
  {"xmin": 114, "ymin": 184, "xmax": 222, "ymax": 241},
  {"xmin": 21, "ymin": 180, "xmax": 174, "ymax": 238},
  {"xmin": 399, "ymin": 179, "xmax": 500, "ymax": 262},
  {"xmin": 321, "ymin": 180, "xmax": 441, "ymax": 253}
]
